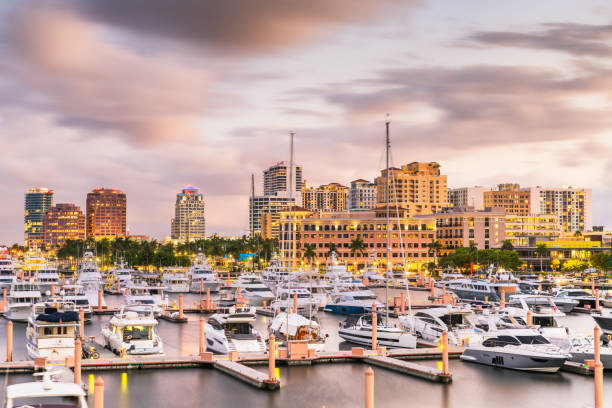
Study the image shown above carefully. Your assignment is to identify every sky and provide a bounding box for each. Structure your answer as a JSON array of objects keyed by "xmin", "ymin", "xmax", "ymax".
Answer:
[{"xmin": 2, "ymin": 0, "xmax": 612, "ymax": 244}]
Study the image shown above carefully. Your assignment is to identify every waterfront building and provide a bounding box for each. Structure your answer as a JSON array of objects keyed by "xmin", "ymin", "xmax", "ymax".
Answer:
[
  {"xmin": 24, "ymin": 187, "xmax": 54, "ymax": 249},
  {"xmin": 86, "ymin": 188, "xmax": 126, "ymax": 239},
  {"xmin": 516, "ymin": 238, "xmax": 604, "ymax": 270},
  {"xmin": 432, "ymin": 206, "xmax": 506, "ymax": 252},
  {"xmin": 375, "ymin": 162, "xmax": 448, "ymax": 216},
  {"xmin": 277, "ymin": 207, "xmax": 436, "ymax": 269},
  {"xmin": 447, "ymin": 186, "xmax": 490, "ymax": 210},
  {"xmin": 250, "ymin": 196, "xmax": 296, "ymax": 235},
  {"xmin": 349, "ymin": 179, "xmax": 377, "ymax": 210},
  {"xmin": 483, "ymin": 184, "xmax": 530, "ymax": 215},
  {"xmin": 170, "ymin": 185, "xmax": 205, "ymax": 242},
  {"xmin": 504, "ymin": 214, "xmax": 559, "ymax": 247},
  {"xmin": 302, "ymin": 183, "xmax": 349, "ymax": 212},
  {"xmin": 528, "ymin": 186, "xmax": 592, "ymax": 232},
  {"xmin": 263, "ymin": 160, "xmax": 303, "ymax": 197},
  {"xmin": 127, "ymin": 234, "xmax": 150, "ymax": 243},
  {"xmin": 42, "ymin": 203, "xmax": 85, "ymax": 248}
]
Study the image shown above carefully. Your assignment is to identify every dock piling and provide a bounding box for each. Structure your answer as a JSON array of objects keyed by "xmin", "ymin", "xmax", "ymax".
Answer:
[
  {"xmin": 500, "ymin": 289, "xmax": 505, "ymax": 308},
  {"xmin": 51, "ymin": 284, "xmax": 55, "ymax": 297},
  {"xmin": 268, "ymin": 334, "xmax": 276, "ymax": 382},
  {"xmin": 430, "ymin": 279, "xmax": 434, "ymax": 297},
  {"xmin": 595, "ymin": 289, "xmax": 600, "ymax": 311},
  {"xmin": 200, "ymin": 278, "xmax": 204, "ymax": 294},
  {"xmin": 94, "ymin": 376, "xmax": 104, "ymax": 408},
  {"xmin": 74, "ymin": 339, "xmax": 82, "ymax": 385},
  {"xmin": 594, "ymin": 325, "xmax": 601, "ymax": 363},
  {"xmin": 594, "ymin": 361, "xmax": 603, "ymax": 408},
  {"xmin": 79, "ymin": 308, "xmax": 85, "ymax": 340},
  {"xmin": 117, "ymin": 278, "xmax": 121, "ymax": 294},
  {"xmin": 6, "ymin": 321, "xmax": 13, "ymax": 362},
  {"xmin": 400, "ymin": 292, "xmax": 405, "ymax": 314},
  {"xmin": 199, "ymin": 317, "xmax": 205, "ymax": 356},
  {"xmin": 97, "ymin": 290, "xmax": 102, "ymax": 313},
  {"xmin": 365, "ymin": 367, "xmax": 374, "ymax": 408},
  {"xmin": 371, "ymin": 304, "xmax": 377, "ymax": 350},
  {"xmin": 526, "ymin": 310, "xmax": 533, "ymax": 326},
  {"xmin": 179, "ymin": 294, "xmax": 184, "ymax": 320},
  {"xmin": 293, "ymin": 293, "xmax": 298, "ymax": 313},
  {"xmin": 442, "ymin": 330, "xmax": 449, "ymax": 376},
  {"xmin": 206, "ymin": 288, "xmax": 211, "ymax": 310}
]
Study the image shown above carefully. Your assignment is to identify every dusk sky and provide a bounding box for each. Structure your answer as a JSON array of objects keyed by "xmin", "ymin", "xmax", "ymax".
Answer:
[{"xmin": 2, "ymin": 0, "xmax": 612, "ymax": 244}]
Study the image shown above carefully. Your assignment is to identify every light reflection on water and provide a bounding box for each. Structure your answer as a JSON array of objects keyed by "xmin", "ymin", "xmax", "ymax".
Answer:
[{"xmin": 0, "ymin": 290, "xmax": 610, "ymax": 407}]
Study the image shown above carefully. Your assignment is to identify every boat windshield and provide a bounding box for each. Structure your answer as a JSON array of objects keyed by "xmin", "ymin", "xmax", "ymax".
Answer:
[
  {"xmin": 246, "ymin": 287, "xmax": 270, "ymax": 292},
  {"xmin": 11, "ymin": 397, "xmax": 82, "ymax": 407},
  {"xmin": 353, "ymin": 295, "xmax": 376, "ymax": 300},
  {"xmin": 440, "ymin": 313, "xmax": 466, "ymax": 327},
  {"xmin": 227, "ymin": 322, "xmax": 252, "ymax": 336},
  {"xmin": 123, "ymin": 325, "xmax": 152, "ymax": 341},
  {"xmin": 515, "ymin": 335, "xmax": 549, "ymax": 345}
]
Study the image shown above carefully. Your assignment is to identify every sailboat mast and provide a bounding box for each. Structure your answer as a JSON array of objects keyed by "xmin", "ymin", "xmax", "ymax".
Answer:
[
  {"xmin": 385, "ymin": 118, "xmax": 390, "ymax": 324},
  {"xmin": 289, "ymin": 132, "xmax": 295, "ymax": 272}
]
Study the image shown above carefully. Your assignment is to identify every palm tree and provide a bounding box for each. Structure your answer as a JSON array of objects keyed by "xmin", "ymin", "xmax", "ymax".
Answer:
[
  {"xmin": 327, "ymin": 243, "xmax": 338, "ymax": 258},
  {"xmin": 427, "ymin": 240, "xmax": 443, "ymax": 265},
  {"xmin": 302, "ymin": 244, "xmax": 317, "ymax": 267},
  {"xmin": 536, "ymin": 243, "xmax": 548, "ymax": 272},
  {"xmin": 349, "ymin": 237, "xmax": 367, "ymax": 259}
]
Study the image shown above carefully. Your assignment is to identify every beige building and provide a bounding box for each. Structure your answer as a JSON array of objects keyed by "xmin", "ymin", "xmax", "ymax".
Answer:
[
  {"xmin": 432, "ymin": 206, "xmax": 506, "ymax": 252},
  {"xmin": 483, "ymin": 184, "xmax": 530, "ymax": 215},
  {"xmin": 42, "ymin": 203, "xmax": 85, "ymax": 248},
  {"xmin": 375, "ymin": 162, "xmax": 447, "ymax": 216},
  {"xmin": 302, "ymin": 183, "xmax": 349, "ymax": 212},
  {"xmin": 447, "ymin": 186, "xmax": 490, "ymax": 210},
  {"xmin": 528, "ymin": 186, "xmax": 592, "ymax": 232},
  {"xmin": 505, "ymin": 214, "xmax": 559, "ymax": 247},
  {"xmin": 171, "ymin": 186, "xmax": 205, "ymax": 242}
]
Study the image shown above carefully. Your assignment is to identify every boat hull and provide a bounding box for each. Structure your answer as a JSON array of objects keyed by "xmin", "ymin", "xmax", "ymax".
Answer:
[
  {"xmin": 5, "ymin": 305, "xmax": 33, "ymax": 322},
  {"xmin": 593, "ymin": 314, "xmax": 612, "ymax": 335},
  {"xmin": 569, "ymin": 350, "xmax": 612, "ymax": 369},
  {"xmin": 324, "ymin": 304, "xmax": 366, "ymax": 315},
  {"xmin": 460, "ymin": 348, "xmax": 567, "ymax": 372},
  {"xmin": 338, "ymin": 328, "xmax": 416, "ymax": 348}
]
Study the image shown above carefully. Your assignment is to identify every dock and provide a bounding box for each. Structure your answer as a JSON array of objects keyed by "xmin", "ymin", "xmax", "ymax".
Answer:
[
  {"xmin": 365, "ymin": 355, "xmax": 451, "ymax": 383},
  {"xmin": 215, "ymin": 360, "xmax": 279, "ymax": 390}
]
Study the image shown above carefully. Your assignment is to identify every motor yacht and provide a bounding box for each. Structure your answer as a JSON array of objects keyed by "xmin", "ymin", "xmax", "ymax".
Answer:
[
  {"xmin": 270, "ymin": 286, "xmax": 319, "ymax": 315},
  {"xmin": 0, "ymin": 250, "xmax": 16, "ymax": 290},
  {"xmin": 188, "ymin": 253, "xmax": 222, "ymax": 292},
  {"xmin": 399, "ymin": 306, "xmax": 484, "ymax": 346},
  {"xmin": 566, "ymin": 335, "xmax": 612, "ymax": 369},
  {"xmin": 338, "ymin": 313, "xmax": 416, "ymax": 348},
  {"xmin": 324, "ymin": 252, "xmax": 353, "ymax": 281},
  {"xmin": 324, "ymin": 282, "xmax": 381, "ymax": 314},
  {"xmin": 204, "ymin": 306, "xmax": 267, "ymax": 354},
  {"xmin": 163, "ymin": 270, "xmax": 190, "ymax": 293},
  {"xmin": 124, "ymin": 281, "xmax": 164, "ymax": 316},
  {"xmin": 101, "ymin": 305, "xmax": 163, "ymax": 355},
  {"xmin": 106, "ymin": 259, "xmax": 133, "ymax": 291},
  {"xmin": 4, "ymin": 369, "xmax": 88, "ymax": 408},
  {"xmin": 460, "ymin": 328, "xmax": 571, "ymax": 372},
  {"xmin": 553, "ymin": 288, "xmax": 597, "ymax": 310},
  {"xmin": 26, "ymin": 302, "xmax": 79, "ymax": 362},
  {"xmin": 262, "ymin": 254, "xmax": 291, "ymax": 286},
  {"xmin": 36, "ymin": 264, "xmax": 60, "ymax": 295},
  {"xmin": 268, "ymin": 312, "xmax": 326, "ymax": 351},
  {"xmin": 76, "ymin": 250, "xmax": 102, "ymax": 294},
  {"xmin": 231, "ymin": 274, "xmax": 275, "ymax": 306},
  {"xmin": 593, "ymin": 311, "xmax": 612, "ymax": 336},
  {"xmin": 449, "ymin": 278, "xmax": 519, "ymax": 302},
  {"xmin": 5, "ymin": 281, "xmax": 42, "ymax": 322},
  {"xmin": 60, "ymin": 284, "xmax": 93, "ymax": 323}
]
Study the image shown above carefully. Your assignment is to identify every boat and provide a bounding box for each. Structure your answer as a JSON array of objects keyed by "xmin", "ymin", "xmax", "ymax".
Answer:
[
  {"xmin": 271, "ymin": 286, "xmax": 319, "ymax": 315},
  {"xmin": 35, "ymin": 264, "xmax": 60, "ymax": 295},
  {"xmin": 593, "ymin": 312, "xmax": 612, "ymax": 336},
  {"xmin": 60, "ymin": 284, "xmax": 93, "ymax": 323},
  {"xmin": 601, "ymin": 291, "xmax": 612, "ymax": 308},
  {"xmin": 449, "ymin": 278, "xmax": 519, "ymax": 302},
  {"xmin": 76, "ymin": 250, "xmax": 102, "ymax": 293},
  {"xmin": 268, "ymin": 312, "xmax": 326, "ymax": 351},
  {"xmin": 22, "ymin": 254, "xmax": 47, "ymax": 280},
  {"xmin": 188, "ymin": 252, "xmax": 222, "ymax": 292},
  {"xmin": 162, "ymin": 270, "xmax": 190, "ymax": 293},
  {"xmin": 0, "ymin": 249, "xmax": 16, "ymax": 290},
  {"xmin": 399, "ymin": 306, "xmax": 484, "ymax": 346},
  {"xmin": 338, "ymin": 313, "xmax": 416, "ymax": 348},
  {"xmin": 231, "ymin": 274, "xmax": 275, "ymax": 306},
  {"xmin": 5, "ymin": 281, "xmax": 42, "ymax": 322},
  {"xmin": 460, "ymin": 328, "xmax": 571, "ymax": 372},
  {"xmin": 101, "ymin": 305, "xmax": 163, "ymax": 355},
  {"xmin": 204, "ymin": 306, "xmax": 267, "ymax": 354},
  {"xmin": 553, "ymin": 288, "xmax": 597, "ymax": 310},
  {"xmin": 567, "ymin": 335, "xmax": 612, "ymax": 369},
  {"xmin": 4, "ymin": 369, "xmax": 88, "ymax": 408},
  {"xmin": 25, "ymin": 302, "xmax": 80, "ymax": 362},
  {"xmin": 262, "ymin": 254, "xmax": 291, "ymax": 286},
  {"xmin": 124, "ymin": 281, "xmax": 164, "ymax": 316},
  {"xmin": 324, "ymin": 282, "xmax": 382, "ymax": 314},
  {"xmin": 106, "ymin": 259, "xmax": 133, "ymax": 292},
  {"xmin": 307, "ymin": 281, "xmax": 333, "ymax": 309},
  {"xmin": 324, "ymin": 252, "xmax": 353, "ymax": 281}
]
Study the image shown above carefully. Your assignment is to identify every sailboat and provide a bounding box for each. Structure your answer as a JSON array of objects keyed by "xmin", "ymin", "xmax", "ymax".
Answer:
[{"xmin": 338, "ymin": 119, "xmax": 416, "ymax": 349}]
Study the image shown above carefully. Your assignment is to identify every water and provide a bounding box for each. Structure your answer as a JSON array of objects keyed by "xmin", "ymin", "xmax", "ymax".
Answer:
[{"xmin": 0, "ymin": 290, "xmax": 611, "ymax": 407}]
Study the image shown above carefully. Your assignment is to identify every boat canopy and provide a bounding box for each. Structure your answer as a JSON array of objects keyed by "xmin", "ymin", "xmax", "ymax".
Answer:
[{"xmin": 269, "ymin": 312, "xmax": 319, "ymax": 336}]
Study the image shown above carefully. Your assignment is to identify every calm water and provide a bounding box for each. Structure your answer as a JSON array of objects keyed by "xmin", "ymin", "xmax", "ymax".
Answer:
[{"xmin": 0, "ymin": 290, "xmax": 611, "ymax": 407}]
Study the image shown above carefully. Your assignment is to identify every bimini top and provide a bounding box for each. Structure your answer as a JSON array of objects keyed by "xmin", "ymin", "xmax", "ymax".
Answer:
[
  {"xmin": 6, "ymin": 381, "xmax": 86, "ymax": 400},
  {"xmin": 269, "ymin": 312, "xmax": 319, "ymax": 336}
]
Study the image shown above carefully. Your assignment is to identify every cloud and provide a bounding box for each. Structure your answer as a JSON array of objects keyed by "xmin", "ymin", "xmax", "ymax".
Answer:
[
  {"xmin": 75, "ymin": 0, "xmax": 419, "ymax": 53},
  {"xmin": 466, "ymin": 22, "xmax": 612, "ymax": 57}
]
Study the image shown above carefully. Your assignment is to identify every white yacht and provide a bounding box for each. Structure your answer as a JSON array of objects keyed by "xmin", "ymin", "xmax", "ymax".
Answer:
[
  {"xmin": 553, "ymin": 288, "xmax": 596, "ymax": 310},
  {"xmin": 505, "ymin": 294, "xmax": 568, "ymax": 339},
  {"xmin": 26, "ymin": 302, "xmax": 79, "ymax": 362},
  {"xmin": 268, "ymin": 312, "xmax": 326, "ymax": 351},
  {"xmin": 307, "ymin": 281, "xmax": 333, "ymax": 309},
  {"xmin": 460, "ymin": 328, "xmax": 571, "ymax": 372},
  {"xmin": 163, "ymin": 271, "xmax": 190, "ymax": 293},
  {"xmin": 231, "ymin": 274, "xmax": 275, "ymax": 306},
  {"xmin": 338, "ymin": 313, "xmax": 417, "ymax": 348},
  {"xmin": 205, "ymin": 306, "xmax": 267, "ymax": 354},
  {"xmin": 107, "ymin": 259, "xmax": 133, "ymax": 291},
  {"xmin": 61, "ymin": 284, "xmax": 93, "ymax": 323},
  {"xmin": 566, "ymin": 335, "xmax": 612, "ymax": 369},
  {"xmin": 5, "ymin": 281, "xmax": 42, "ymax": 322},
  {"xmin": 0, "ymin": 249, "xmax": 16, "ymax": 290},
  {"xmin": 4, "ymin": 370, "xmax": 88, "ymax": 408},
  {"xmin": 188, "ymin": 253, "xmax": 222, "ymax": 292},
  {"xmin": 399, "ymin": 306, "xmax": 484, "ymax": 346},
  {"xmin": 270, "ymin": 286, "xmax": 319, "ymax": 315},
  {"xmin": 101, "ymin": 305, "xmax": 163, "ymax": 355},
  {"xmin": 36, "ymin": 264, "xmax": 60, "ymax": 294},
  {"xmin": 262, "ymin": 254, "xmax": 291, "ymax": 286},
  {"xmin": 124, "ymin": 281, "xmax": 164, "ymax": 316},
  {"xmin": 324, "ymin": 252, "xmax": 353, "ymax": 281},
  {"xmin": 449, "ymin": 278, "xmax": 518, "ymax": 302},
  {"xmin": 76, "ymin": 250, "xmax": 102, "ymax": 293},
  {"xmin": 324, "ymin": 283, "xmax": 382, "ymax": 315}
]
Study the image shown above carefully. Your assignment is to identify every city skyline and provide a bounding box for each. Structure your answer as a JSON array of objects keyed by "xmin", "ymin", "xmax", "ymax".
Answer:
[{"xmin": 2, "ymin": 1, "xmax": 612, "ymax": 243}]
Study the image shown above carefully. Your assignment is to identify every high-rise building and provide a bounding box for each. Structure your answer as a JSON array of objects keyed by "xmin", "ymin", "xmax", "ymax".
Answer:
[
  {"xmin": 483, "ymin": 184, "xmax": 530, "ymax": 215},
  {"xmin": 504, "ymin": 213, "xmax": 559, "ymax": 247},
  {"xmin": 302, "ymin": 183, "xmax": 349, "ymax": 212},
  {"xmin": 86, "ymin": 188, "xmax": 126, "ymax": 239},
  {"xmin": 432, "ymin": 206, "xmax": 506, "ymax": 252},
  {"xmin": 171, "ymin": 185, "xmax": 206, "ymax": 242},
  {"xmin": 349, "ymin": 179, "xmax": 377, "ymax": 210},
  {"xmin": 24, "ymin": 187, "xmax": 54, "ymax": 249},
  {"xmin": 249, "ymin": 196, "xmax": 296, "ymax": 235},
  {"xmin": 447, "ymin": 186, "xmax": 490, "ymax": 210},
  {"xmin": 42, "ymin": 203, "xmax": 86, "ymax": 248},
  {"xmin": 375, "ymin": 162, "xmax": 448, "ymax": 216},
  {"xmin": 528, "ymin": 186, "xmax": 592, "ymax": 232},
  {"xmin": 263, "ymin": 161, "xmax": 303, "ymax": 197}
]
